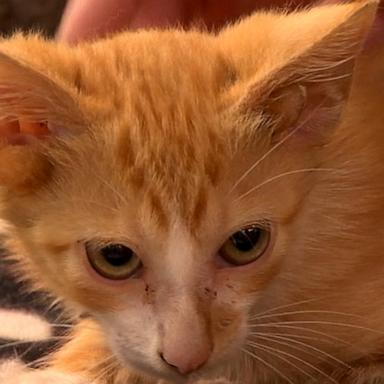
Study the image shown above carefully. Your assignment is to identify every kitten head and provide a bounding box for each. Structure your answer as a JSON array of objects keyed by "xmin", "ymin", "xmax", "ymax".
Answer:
[{"xmin": 0, "ymin": 1, "xmax": 380, "ymax": 382}]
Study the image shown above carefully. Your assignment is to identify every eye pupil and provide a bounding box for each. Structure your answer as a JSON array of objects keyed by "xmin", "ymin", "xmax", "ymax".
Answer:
[
  {"xmin": 101, "ymin": 244, "xmax": 133, "ymax": 267},
  {"xmin": 231, "ymin": 228, "xmax": 261, "ymax": 252},
  {"xmin": 219, "ymin": 224, "xmax": 271, "ymax": 266},
  {"xmin": 86, "ymin": 241, "xmax": 142, "ymax": 280}
]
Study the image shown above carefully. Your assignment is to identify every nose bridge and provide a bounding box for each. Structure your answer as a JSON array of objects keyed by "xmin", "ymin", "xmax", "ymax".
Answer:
[
  {"xmin": 156, "ymin": 222, "xmax": 214, "ymax": 374},
  {"xmin": 160, "ymin": 291, "xmax": 213, "ymax": 374},
  {"xmin": 165, "ymin": 290, "xmax": 210, "ymax": 333}
]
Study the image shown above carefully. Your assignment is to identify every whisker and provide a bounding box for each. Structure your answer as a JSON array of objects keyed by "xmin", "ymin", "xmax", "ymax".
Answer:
[
  {"xmin": 89, "ymin": 169, "xmax": 129, "ymax": 207},
  {"xmin": 89, "ymin": 362, "xmax": 117, "ymax": 384},
  {"xmin": 24, "ymin": 355, "xmax": 51, "ymax": 369},
  {"xmin": 50, "ymin": 322, "xmax": 102, "ymax": 333},
  {"xmin": 44, "ymin": 298, "xmax": 67, "ymax": 316},
  {"xmin": 49, "ymin": 323, "xmax": 74, "ymax": 329},
  {"xmin": 249, "ymin": 331, "xmax": 331, "ymax": 344},
  {"xmin": 87, "ymin": 356, "xmax": 119, "ymax": 384},
  {"xmin": 242, "ymin": 347, "xmax": 295, "ymax": 384},
  {"xmin": 247, "ymin": 341, "xmax": 339, "ymax": 384},
  {"xmin": 228, "ymin": 101, "xmax": 326, "ymax": 195},
  {"xmin": 237, "ymin": 351, "xmax": 254, "ymax": 384},
  {"xmin": 228, "ymin": 125, "xmax": 301, "ymax": 195},
  {"xmin": 16, "ymin": 343, "xmax": 35, "ymax": 361},
  {"xmin": 235, "ymin": 168, "xmax": 334, "ymax": 202},
  {"xmin": 251, "ymin": 332, "xmax": 351, "ymax": 369},
  {"xmin": 24, "ymin": 355, "xmax": 118, "ymax": 384},
  {"xmin": 245, "ymin": 341, "xmax": 315, "ymax": 381},
  {"xmin": 252, "ymin": 296, "xmax": 339, "ymax": 317},
  {"xmin": 249, "ymin": 324, "xmax": 362, "ymax": 352},
  {"xmin": 0, "ymin": 336, "xmax": 70, "ymax": 352},
  {"xmin": 250, "ymin": 309, "xmax": 362, "ymax": 322},
  {"xmin": 250, "ymin": 320, "xmax": 384, "ymax": 336}
]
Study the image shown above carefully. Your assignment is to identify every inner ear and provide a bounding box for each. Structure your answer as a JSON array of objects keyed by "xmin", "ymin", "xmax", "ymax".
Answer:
[
  {"xmin": 0, "ymin": 51, "xmax": 85, "ymax": 190},
  {"xmin": 234, "ymin": 1, "xmax": 377, "ymax": 145},
  {"xmin": 0, "ymin": 120, "xmax": 51, "ymax": 146},
  {"xmin": 0, "ymin": 52, "xmax": 84, "ymax": 138},
  {"xmin": 266, "ymin": 83, "xmax": 308, "ymax": 139},
  {"xmin": 263, "ymin": 78, "xmax": 348, "ymax": 144}
]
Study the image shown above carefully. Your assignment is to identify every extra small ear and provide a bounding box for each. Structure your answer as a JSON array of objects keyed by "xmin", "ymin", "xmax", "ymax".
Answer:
[
  {"xmin": 223, "ymin": 1, "xmax": 377, "ymax": 143},
  {"xmin": 0, "ymin": 51, "xmax": 85, "ymax": 190}
]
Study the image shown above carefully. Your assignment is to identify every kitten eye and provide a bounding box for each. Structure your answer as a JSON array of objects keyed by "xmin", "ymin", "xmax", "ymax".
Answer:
[
  {"xmin": 86, "ymin": 242, "xmax": 142, "ymax": 280},
  {"xmin": 219, "ymin": 225, "xmax": 270, "ymax": 266}
]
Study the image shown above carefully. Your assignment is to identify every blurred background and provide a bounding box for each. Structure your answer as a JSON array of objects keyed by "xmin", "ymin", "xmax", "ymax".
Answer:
[{"xmin": 0, "ymin": 0, "xmax": 66, "ymax": 36}]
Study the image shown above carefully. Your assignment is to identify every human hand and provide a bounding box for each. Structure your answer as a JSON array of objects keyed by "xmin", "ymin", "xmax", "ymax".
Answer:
[
  {"xmin": 57, "ymin": 0, "xmax": 317, "ymax": 44},
  {"xmin": 57, "ymin": 0, "xmax": 383, "ymax": 51}
]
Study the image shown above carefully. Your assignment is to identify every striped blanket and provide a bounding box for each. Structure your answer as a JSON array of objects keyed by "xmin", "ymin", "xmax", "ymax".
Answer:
[{"xmin": 0, "ymin": 252, "xmax": 66, "ymax": 369}]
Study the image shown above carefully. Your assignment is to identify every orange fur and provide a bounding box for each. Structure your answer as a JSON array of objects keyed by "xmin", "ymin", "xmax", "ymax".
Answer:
[{"xmin": 0, "ymin": 1, "xmax": 384, "ymax": 383}]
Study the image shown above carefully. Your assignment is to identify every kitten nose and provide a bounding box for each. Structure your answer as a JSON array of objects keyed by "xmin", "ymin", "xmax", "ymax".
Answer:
[
  {"xmin": 159, "ymin": 343, "xmax": 211, "ymax": 375},
  {"xmin": 159, "ymin": 294, "xmax": 213, "ymax": 375}
]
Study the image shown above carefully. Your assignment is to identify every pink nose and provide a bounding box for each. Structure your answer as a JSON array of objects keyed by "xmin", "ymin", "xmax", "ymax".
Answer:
[{"xmin": 160, "ymin": 343, "xmax": 211, "ymax": 375}]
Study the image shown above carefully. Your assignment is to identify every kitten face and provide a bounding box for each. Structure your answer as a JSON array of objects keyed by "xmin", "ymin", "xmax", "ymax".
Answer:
[
  {"xmin": 8, "ymin": 125, "xmax": 303, "ymax": 382},
  {"xmin": 0, "ymin": 1, "xmax": 382, "ymax": 383}
]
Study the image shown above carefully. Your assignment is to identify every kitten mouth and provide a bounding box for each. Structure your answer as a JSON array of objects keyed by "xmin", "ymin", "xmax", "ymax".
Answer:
[
  {"xmin": 118, "ymin": 353, "xmax": 190, "ymax": 383},
  {"xmin": 149, "ymin": 369, "xmax": 190, "ymax": 384},
  {"xmin": 139, "ymin": 362, "xmax": 209, "ymax": 384}
]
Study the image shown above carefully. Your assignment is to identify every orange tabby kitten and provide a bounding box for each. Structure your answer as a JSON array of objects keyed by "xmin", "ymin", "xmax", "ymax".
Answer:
[{"xmin": 0, "ymin": 1, "xmax": 383, "ymax": 383}]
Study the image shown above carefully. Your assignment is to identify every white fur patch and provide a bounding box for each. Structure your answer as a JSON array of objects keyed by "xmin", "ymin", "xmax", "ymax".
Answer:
[
  {"xmin": 0, "ymin": 361, "xmax": 87, "ymax": 384},
  {"xmin": 0, "ymin": 309, "xmax": 52, "ymax": 341},
  {"xmin": 0, "ymin": 360, "xmax": 26, "ymax": 380},
  {"xmin": 165, "ymin": 222, "xmax": 195, "ymax": 287}
]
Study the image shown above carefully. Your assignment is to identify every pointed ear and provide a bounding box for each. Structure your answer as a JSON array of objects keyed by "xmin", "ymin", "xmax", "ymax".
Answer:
[
  {"xmin": 0, "ymin": 51, "xmax": 85, "ymax": 190},
  {"xmin": 221, "ymin": 1, "xmax": 377, "ymax": 143}
]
